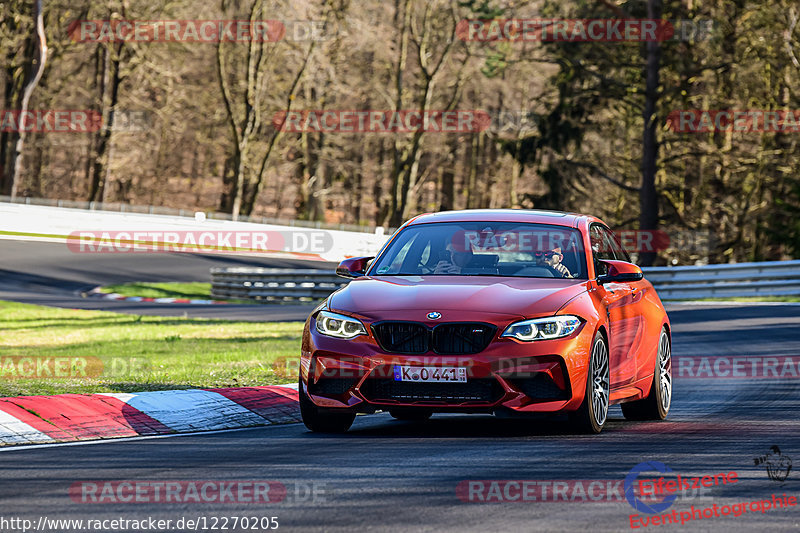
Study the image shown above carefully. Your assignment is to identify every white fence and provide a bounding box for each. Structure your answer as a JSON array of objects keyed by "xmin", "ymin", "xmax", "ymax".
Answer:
[
  {"xmin": 0, "ymin": 201, "xmax": 388, "ymax": 262},
  {"xmin": 0, "ymin": 195, "xmax": 384, "ymax": 233}
]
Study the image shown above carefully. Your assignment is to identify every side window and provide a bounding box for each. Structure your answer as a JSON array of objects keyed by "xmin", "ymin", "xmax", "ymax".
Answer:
[
  {"xmin": 590, "ymin": 224, "xmax": 614, "ymax": 276},
  {"xmin": 600, "ymin": 226, "xmax": 632, "ymax": 263}
]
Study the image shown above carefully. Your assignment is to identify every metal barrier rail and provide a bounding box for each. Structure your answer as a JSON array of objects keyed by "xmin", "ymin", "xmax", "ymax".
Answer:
[
  {"xmin": 211, "ymin": 260, "xmax": 800, "ymax": 303},
  {"xmin": 642, "ymin": 260, "xmax": 800, "ymax": 299},
  {"xmin": 210, "ymin": 268, "xmax": 348, "ymax": 301}
]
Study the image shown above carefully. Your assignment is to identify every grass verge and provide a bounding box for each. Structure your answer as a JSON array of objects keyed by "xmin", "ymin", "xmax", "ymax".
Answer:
[
  {"xmin": 0, "ymin": 300, "xmax": 303, "ymax": 397},
  {"xmin": 99, "ymin": 282, "xmax": 272, "ymax": 305},
  {"xmin": 100, "ymin": 282, "xmax": 213, "ymax": 299}
]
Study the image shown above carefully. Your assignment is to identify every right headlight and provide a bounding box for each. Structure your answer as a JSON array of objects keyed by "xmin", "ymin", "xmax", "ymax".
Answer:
[
  {"xmin": 315, "ymin": 310, "xmax": 367, "ymax": 339},
  {"xmin": 501, "ymin": 315, "xmax": 582, "ymax": 341}
]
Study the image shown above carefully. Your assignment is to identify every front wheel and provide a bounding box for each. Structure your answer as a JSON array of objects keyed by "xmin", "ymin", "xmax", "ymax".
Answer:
[
  {"xmin": 299, "ymin": 379, "xmax": 356, "ymax": 433},
  {"xmin": 570, "ymin": 332, "xmax": 610, "ymax": 434},
  {"xmin": 621, "ymin": 328, "xmax": 671, "ymax": 420}
]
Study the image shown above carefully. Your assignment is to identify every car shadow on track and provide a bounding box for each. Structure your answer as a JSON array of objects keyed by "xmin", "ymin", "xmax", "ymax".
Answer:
[{"xmin": 302, "ymin": 412, "xmax": 636, "ymax": 439}]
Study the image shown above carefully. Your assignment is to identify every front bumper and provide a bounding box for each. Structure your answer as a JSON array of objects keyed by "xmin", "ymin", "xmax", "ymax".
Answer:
[{"xmin": 300, "ymin": 314, "xmax": 596, "ymax": 414}]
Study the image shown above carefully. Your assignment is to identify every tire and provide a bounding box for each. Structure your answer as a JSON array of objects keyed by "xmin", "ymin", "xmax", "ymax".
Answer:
[
  {"xmin": 621, "ymin": 328, "xmax": 671, "ymax": 421},
  {"xmin": 570, "ymin": 332, "xmax": 610, "ymax": 434},
  {"xmin": 299, "ymin": 378, "xmax": 356, "ymax": 433},
  {"xmin": 389, "ymin": 409, "xmax": 432, "ymax": 421}
]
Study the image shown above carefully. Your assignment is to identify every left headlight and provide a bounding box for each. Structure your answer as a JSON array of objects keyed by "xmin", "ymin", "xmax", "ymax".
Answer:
[
  {"xmin": 501, "ymin": 315, "xmax": 582, "ymax": 341},
  {"xmin": 315, "ymin": 310, "xmax": 368, "ymax": 339}
]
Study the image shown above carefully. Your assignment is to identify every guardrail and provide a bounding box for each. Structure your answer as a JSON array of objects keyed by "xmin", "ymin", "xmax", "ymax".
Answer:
[
  {"xmin": 642, "ymin": 260, "xmax": 800, "ymax": 299},
  {"xmin": 211, "ymin": 268, "xmax": 348, "ymax": 301},
  {"xmin": 211, "ymin": 260, "xmax": 800, "ymax": 303}
]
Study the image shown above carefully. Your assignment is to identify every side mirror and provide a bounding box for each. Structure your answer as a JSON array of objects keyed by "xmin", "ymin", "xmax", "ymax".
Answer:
[
  {"xmin": 597, "ymin": 260, "xmax": 644, "ymax": 284},
  {"xmin": 335, "ymin": 256, "xmax": 374, "ymax": 279}
]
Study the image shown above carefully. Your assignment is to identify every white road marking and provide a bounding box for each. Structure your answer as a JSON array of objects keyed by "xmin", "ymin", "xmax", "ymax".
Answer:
[
  {"xmin": 99, "ymin": 389, "xmax": 267, "ymax": 432},
  {"xmin": 0, "ymin": 410, "xmax": 55, "ymax": 446},
  {"xmin": 0, "ymin": 425, "xmax": 284, "ymax": 452}
]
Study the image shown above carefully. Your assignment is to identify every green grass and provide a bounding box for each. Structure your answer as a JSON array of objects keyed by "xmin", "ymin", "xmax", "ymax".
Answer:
[
  {"xmin": 0, "ymin": 300, "xmax": 303, "ymax": 397},
  {"xmin": 99, "ymin": 282, "xmax": 256, "ymax": 304},
  {"xmin": 100, "ymin": 282, "xmax": 213, "ymax": 300}
]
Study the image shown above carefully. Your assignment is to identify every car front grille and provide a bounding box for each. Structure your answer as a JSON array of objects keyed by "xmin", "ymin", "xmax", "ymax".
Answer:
[
  {"xmin": 371, "ymin": 322, "xmax": 496, "ymax": 355},
  {"xmin": 372, "ymin": 322, "xmax": 428, "ymax": 354},
  {"xmin": 432, "ymin": 323, "xmax": 496, "ymax": 354},
  {"xmin": 360, "ymin": 376, "xmax": 504, "ymax": 405}
]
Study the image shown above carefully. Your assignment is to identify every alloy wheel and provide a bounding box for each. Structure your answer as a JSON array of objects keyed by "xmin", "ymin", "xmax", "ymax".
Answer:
[
  {"xmin": 591, "ymin": 338, "xmax": 610, "ymax": 427},
  {"xmin": 658, "ymin": 332, "xmax": 672, "ymax": 412}
]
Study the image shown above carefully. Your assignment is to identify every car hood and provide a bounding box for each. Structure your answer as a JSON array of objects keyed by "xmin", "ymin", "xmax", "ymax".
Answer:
[{"xmin": 328, "ymin": 275, "xmax": 588, "ymax": 321}]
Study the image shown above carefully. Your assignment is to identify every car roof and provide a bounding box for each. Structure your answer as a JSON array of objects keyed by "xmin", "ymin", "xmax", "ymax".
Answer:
[{"xmin": 406, "ymin": 209, "xmax": 598, "ymax": 229}]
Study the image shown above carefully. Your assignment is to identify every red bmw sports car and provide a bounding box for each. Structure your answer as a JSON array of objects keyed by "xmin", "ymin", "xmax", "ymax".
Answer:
[{"xmin": 299, "ymin": 210, "xmax": 672, "ymax": 434}]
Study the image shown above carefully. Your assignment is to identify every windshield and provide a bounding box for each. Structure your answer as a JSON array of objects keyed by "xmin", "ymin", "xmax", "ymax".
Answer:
[{"xmin": 368, "ymin": 222, "xmax": 587, "ymax": 279}]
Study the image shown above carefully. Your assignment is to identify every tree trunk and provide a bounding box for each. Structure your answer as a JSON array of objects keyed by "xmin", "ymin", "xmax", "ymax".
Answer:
[
  {"xmin": 9, "ymin": 0, "xmax": 47, "ymax": 199},
  {"xmin": 638, "ymin": 0, "xmax": 662, "ymax": 266},
  {"xmin": 509, "ymin": 142, "xmax": 522, "ymax": 208},
  {"xmin": 88, "ymin": 42, "xmax": 122, "ymax": 203},
  {"xmin": 465, "ymin": 133, "xmax": 479, "ymax": 208},
  {"xmin": 0, "ymin": 65, "xmax": 15, "ymax": 195},
  {"xmin": 439, "ymin": 138, "xmax": 456, "ymax": 211}
]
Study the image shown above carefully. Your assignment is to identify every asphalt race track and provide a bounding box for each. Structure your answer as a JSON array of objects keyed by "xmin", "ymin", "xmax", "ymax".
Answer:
[
  {"xmin": 0, "ymin": 240, "xmax": 326, "ymax": 320},
  {"xmin": 1, "ymin": 239, "xmax": 799, "ymax": 531}
]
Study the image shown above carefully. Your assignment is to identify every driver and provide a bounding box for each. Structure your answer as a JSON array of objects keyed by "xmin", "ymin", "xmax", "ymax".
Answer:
[
  {"xmin": 536, "ymin": 247, "xmax": 572, "ymax": 278},
  {"xmin": 434, "ymin": 242, "xmax": 473, "ymax": 274}
]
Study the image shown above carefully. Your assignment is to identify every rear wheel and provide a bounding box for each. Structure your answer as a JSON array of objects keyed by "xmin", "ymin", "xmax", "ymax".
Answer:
[
  {"xmin": 299, "ymin": 378, "xmax": 356, "ymax": 433},
  {"xmin": 570, "ymin": 332, "xmax": 610, "ymax": 434},
  {"xmin": 621, "ymin": 328, "xmax": 671, "ymax": 420},
  {"xmin": 389, "ymin": 409, "xmax": 432, "ymax": 421}
]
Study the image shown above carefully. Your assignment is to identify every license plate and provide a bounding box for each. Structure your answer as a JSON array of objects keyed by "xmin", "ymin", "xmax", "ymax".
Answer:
[{"xmin": 393, "ymin": 366, "xmax": 467, "ymax": 383}]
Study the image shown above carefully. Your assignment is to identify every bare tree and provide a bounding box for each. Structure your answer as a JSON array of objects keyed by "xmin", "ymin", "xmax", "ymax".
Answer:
[
  {"xmin": 638, "ymin": 0, "xmax": 662, "ymax": 266},
  {"xmin": 388, "ymin": 0, "xmax": 469, "ymax": 226},
  {"xmin": 8, "ymin": 0, "xmax": 47, "ymax": 198}
]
